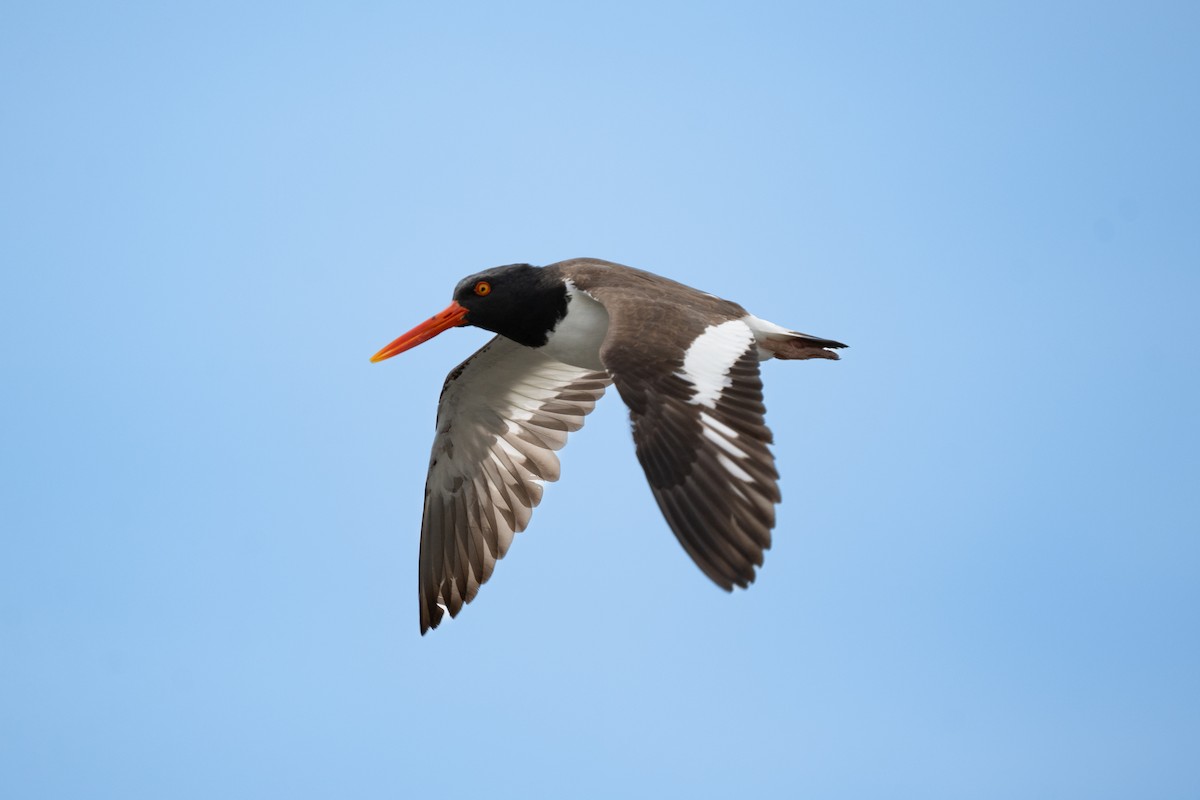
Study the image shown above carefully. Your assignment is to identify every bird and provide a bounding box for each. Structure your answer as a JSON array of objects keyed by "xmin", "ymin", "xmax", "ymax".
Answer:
[{"xmin": 371, "ymin": 257, "xmax": 846, "ymax": 633}]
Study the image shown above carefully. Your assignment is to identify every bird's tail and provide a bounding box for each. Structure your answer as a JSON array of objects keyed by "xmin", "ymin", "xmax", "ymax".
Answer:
[
  {"xmin": 761, "ymin": 331, "xmax": 846, "ymax": 360},
  {"xmin": 744, "ymin": 315, "xmax": 847, "ymax": 361}
]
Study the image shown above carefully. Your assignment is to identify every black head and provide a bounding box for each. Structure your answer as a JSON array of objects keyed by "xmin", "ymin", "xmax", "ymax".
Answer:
[{"xmin": 451, "ymin": 263, "xmax": 569, "ymax": 347}]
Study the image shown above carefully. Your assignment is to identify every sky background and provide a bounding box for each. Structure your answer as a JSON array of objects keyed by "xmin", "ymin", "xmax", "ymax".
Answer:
[{"xmin": 2, "ymin": 2, "xmax": 1198, "ymax": 798}]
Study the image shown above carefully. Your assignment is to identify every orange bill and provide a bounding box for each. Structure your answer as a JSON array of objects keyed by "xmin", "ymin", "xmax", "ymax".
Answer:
[{"xmin": 370, "ymin": 301, "xmax": 470, "ymax": 363}]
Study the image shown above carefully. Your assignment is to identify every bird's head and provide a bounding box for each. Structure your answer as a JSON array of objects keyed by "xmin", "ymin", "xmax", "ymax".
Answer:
[{"xmin": 371, "ymin": 263, "xmax": 568, "ymax": 362}]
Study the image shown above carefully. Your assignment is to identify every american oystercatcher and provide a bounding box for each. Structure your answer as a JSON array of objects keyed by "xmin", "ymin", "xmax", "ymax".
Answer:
[{"xmin": 372, "ymin": 258, "xmax": 846, "ymax": 633}]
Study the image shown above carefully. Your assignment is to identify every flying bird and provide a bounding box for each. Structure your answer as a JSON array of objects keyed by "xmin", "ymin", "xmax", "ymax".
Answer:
[{"xmin": 371, "ymin": 258, "xmax": 846, "ymax": 633}]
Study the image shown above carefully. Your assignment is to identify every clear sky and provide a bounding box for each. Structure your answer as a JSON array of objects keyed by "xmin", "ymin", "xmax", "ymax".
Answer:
[{"xmin": 2, "ymin": 2, "xmax": 1198, "ymax": 798}]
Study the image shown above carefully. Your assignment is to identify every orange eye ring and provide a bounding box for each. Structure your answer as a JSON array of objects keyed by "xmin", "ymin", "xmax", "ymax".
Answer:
[{"xmin": 474, "ymin": 281, "xmax": 491, "ymax": 296}]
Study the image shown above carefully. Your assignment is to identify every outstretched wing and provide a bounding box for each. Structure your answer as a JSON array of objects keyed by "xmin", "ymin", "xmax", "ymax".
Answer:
[
  {"xmin": 556, "ymin": 262, "xmax": 781, "ymax": 589},
  {"xmin": 591, "ymin": 298, "xmax": 780, "ymax": 589},
  {"xmin": 418, "ymin": 335, "xmax": 610, "ymax": 633}
]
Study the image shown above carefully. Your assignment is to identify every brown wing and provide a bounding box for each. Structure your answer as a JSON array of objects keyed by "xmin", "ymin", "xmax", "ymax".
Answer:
[
  {"xmin": 606, "ymin": 321, "xmax": 779, "ymax": 588},
  {"xmin": 561, "ymin": 259, "xmax": 780, "ymax": 589}
]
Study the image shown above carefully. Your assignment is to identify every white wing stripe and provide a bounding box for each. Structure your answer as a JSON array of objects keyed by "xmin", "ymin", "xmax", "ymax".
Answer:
[
  {"xmin": 703, "ymin": 425, "xmax": 749, "ymax": 459},
  {"xmin": 677, "ymin": 320, "xmax": 756, "ymax": 408},
  {"xmin": 717, "ymin": 453, "xmax": 754, "ymax": 483},
  {"xmin": 699, "ymin": 410, "xmax": 739, "ymax": 440}
]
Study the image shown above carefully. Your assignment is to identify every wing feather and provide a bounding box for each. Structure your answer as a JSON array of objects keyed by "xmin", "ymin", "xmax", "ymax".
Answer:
[
  {"xmin": 418, "ymin": 335, "xmax": 610, "ymax": 633},
  {"xmin": 564, "ymin": 264, "xmax": 783, "ymax": 591}
]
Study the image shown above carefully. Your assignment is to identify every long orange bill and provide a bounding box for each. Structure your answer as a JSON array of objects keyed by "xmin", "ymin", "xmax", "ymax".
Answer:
[{"xmin": 370, "ymin": 301, "xmax": 470, "ymax": 363}]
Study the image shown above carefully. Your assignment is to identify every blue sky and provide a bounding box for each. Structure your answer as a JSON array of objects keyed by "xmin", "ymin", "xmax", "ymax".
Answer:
[{"xmin": 2, "ymin": 2, "xmax": 1198, "ymax": 797}]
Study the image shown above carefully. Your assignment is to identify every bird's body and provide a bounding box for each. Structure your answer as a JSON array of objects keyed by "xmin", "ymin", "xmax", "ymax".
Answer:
[{"xmin": 371, "ymin": 258, "xmax": 845, "ymax": 633}]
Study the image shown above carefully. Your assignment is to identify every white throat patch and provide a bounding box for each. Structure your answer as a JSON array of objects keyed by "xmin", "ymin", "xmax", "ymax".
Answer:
[{"xmin": 539, "ymin": 281, "xmax": 610, "ymax": 371}]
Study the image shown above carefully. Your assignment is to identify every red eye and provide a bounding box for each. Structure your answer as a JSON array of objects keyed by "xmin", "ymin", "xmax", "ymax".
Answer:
[{"xmin": 474, "ymin": 281, "xmax": 491, "ymax": 296}]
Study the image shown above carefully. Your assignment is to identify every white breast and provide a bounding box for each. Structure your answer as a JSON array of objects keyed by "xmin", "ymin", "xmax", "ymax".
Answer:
[{"xmin": 539, "ymin": 282, "xmax": 610, "ymax": 371}]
